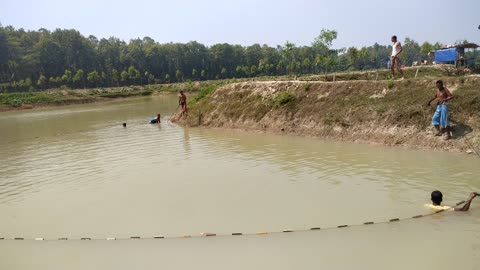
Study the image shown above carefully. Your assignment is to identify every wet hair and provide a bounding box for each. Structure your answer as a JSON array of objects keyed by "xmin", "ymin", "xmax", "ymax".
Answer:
[
  {"xmin": 431, "ymin": 190, "xmax": 443, "ymax": 205},
  {"xmin": 436, "ymin": 80, "xmax": 443, "ymax": 87},
  {"xmin": 122, "ymin": 123, "xmax": 127, "ymax": 127},
  {"xmin": 392, "ymin": 35, "xmax": 397, "ymax": 40}
]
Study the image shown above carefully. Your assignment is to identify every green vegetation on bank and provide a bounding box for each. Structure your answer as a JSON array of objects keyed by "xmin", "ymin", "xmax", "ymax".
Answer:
[
  {"xmin": 0, "ymin": 80, "xmax": 228, "ymax": 110},
  {"xmin": 0, "ymin": 66, "xmax": 472, "ymax": 111}
]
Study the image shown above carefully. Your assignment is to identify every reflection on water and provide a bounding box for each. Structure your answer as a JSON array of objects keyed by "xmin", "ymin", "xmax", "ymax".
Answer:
[{"xmin": 0, "ymin": 95, "xmax": 479, "ymax": 270}]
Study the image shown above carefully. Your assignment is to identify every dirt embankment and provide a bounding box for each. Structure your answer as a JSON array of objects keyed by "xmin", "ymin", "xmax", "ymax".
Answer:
[{"xmin": 175, "ymin": 76, "xmax": 480, "ymax": 153}]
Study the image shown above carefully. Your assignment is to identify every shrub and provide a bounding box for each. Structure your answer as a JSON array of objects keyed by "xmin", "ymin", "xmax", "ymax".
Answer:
[
  {"xmin": 275, "ymin": 91, "xmax": 296, "ymax": 106},
  {"xmin": 141, "ymin": 89, "xmax": 153, "ymax": 96},
  {"xmin": 386, "ymin": 80, "xmax": 395, "ymax": 89},
  {"xmin": 190, "ymin": 85, "xmax": 216, "ymax": 104},
  {"xmin": 304, "ymin": 83, "xmax": 311, "ymax": 92}
]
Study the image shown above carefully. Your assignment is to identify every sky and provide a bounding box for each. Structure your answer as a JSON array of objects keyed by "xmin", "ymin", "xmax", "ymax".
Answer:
[{"xmin": 1, "ymin": 0, "xmax": 479, "ymax": 49}]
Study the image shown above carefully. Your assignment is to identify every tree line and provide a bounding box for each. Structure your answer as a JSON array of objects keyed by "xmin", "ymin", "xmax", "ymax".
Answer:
[{"xmin": 0, "ymin": 25, "xmax": 444, "ymax": 92}]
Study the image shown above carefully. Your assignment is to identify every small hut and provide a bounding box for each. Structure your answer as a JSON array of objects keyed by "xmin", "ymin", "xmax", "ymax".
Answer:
[{"xmin": 434, "ymin": 43, "xmax": 479, "ymax": 67}]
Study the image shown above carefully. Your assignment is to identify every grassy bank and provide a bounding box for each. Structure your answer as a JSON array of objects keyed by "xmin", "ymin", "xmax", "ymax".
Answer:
[
  {"xmin": 297, "ymin": 65, "xmax": 470, "ymax": 82},
  {"xmin": 0, "ymin": 65, "xmax": 470, "ymax": 112},
  {"xmin": 0, "ymin": 80, "xmax": 230, "ymax": 111},
  {"xmin": 176, "ymin": 74, "xmax": 480, "ymax": 153}
]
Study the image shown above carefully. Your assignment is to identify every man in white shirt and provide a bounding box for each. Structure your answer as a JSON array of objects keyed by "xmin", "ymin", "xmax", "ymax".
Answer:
[
  {"xmin": 425, "ymin": 190, "xmax": 477, "ymax": 211},
  {"xmin": 390, "ymin": 35, "xmax": 405, "ymax": 79}
]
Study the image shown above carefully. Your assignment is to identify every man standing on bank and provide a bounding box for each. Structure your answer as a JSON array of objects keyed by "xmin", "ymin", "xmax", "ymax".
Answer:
[
  {"xmin": 179, "ymin": 91, "xmax": 187, "ymax": 117},
  {"xmin": 427, "ymin": 80, "xmax": 454, "ymax": 140},
  {"xmin": 390, "ymin": 35, "xmax": 405, "ymax": 79}
]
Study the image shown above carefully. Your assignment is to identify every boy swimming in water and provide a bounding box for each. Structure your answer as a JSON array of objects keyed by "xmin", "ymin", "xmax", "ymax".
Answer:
[
  {"xmin": 426, "ymin": 191, "xmax": 477, "ymax": 211},
  {"xmin": 149, "ymin": 114, "xmax": 161, "ymax": 124}
]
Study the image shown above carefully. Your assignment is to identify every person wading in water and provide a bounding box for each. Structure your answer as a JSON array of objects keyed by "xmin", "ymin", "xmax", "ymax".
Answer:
[
  {"xmin": 427, "ymin": 80, "xmax": 454, "ymax": 140},
  {"xmin": 426, "ymin": 191, "xmax": 477, "ymax": 211}
]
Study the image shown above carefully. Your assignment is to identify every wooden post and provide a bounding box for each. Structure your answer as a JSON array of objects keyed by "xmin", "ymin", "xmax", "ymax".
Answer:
[{"xmin": 415, "ymin": 67, "xmax": 419, "ymax": 78}]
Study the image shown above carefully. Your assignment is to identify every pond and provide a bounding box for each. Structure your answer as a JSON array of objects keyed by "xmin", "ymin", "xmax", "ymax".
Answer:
[{"xmin": 1, "ymin": 95, "xmax": 479, "ymax": 270}]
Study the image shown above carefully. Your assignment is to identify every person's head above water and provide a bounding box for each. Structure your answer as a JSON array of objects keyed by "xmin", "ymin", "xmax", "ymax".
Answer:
[
  {"xmin": 122, "ymin": 123, "xmax": 127, "ymax": 127},
  {"xmin": 431, "ymin": 190, "xmax": 443, "ymax": 205}
]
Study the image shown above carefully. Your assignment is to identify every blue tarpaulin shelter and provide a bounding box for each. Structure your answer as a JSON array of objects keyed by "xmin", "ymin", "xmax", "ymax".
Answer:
[
  {"xmin": 435, "ymin": 48, "xmax": 457, "ymax": 63},
  {"xmin": 434, "ymin": 43, "xmax": 479, "ymax": 67}
]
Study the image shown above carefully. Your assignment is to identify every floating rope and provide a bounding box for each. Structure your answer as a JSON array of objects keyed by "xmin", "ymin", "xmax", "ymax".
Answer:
[{"xmin": 0, "ymin": 200, "xmax": 466, "ymax": 242}]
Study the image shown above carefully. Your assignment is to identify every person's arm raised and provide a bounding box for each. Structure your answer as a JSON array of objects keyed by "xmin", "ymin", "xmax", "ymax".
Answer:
[{"xmin": 455, "ymin": 192, "xmax": 477, "ymax": 211}]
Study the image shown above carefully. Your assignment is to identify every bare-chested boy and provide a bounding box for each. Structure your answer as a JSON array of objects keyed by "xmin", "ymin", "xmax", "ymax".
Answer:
[{"xmin": 427, "ymin": 80, "xmax": 454, "ymax": 140}]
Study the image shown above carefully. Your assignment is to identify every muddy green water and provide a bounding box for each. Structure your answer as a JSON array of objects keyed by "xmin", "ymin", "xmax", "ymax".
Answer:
[{"xmin": 1, "ymin": 95, "xmax": 479, "ymax": 270}]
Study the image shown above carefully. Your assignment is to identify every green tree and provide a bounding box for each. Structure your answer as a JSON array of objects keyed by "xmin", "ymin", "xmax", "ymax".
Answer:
[
  {"xmin": 111, "ymin": 69, "xmax": 119, "ymax": 86},
  {"xmin": 148, "ymin": 73, "xmax": 155, "ymax": 84},
  {"xmin": 87, "ymin": 70, "xmax": 101, "ymax": 87},
  {"xmin": 432, "ymin": 42, "xmax": 442, "ymax": 50},
  {"xmin": 235, "ymin": 66, "xmax": 243, "ymax": 77},
  {"xmin": 420, "ymin": 42, "xmax": 433, "ymax": 55},
  {"xmin": 25, "ymin": 78, "xmax": 32, "ymax": 87},
  {"xmin": 175, "ymin": 69, "xmax": 183, "ymax": 82},
  {"xmin": 72, "ymin": 69, "xmax": 85, "ymax": 88},
  {"xmin": 249, "ymin": 65, "xmax": 257, "ymax": 77},
  {"xmin": 49, "ymin": 77, "xmax": 56, "ymax": 88},
  {"xmin": 312, "ymin": 29, "xmax": 338, "ymax": 49},
  {"xmin": 127, "ymin": 66, "xmax": 140, "ymax": 84},
  {"xmin": 61, "ymin": 70, "xmax": 72, "ymax": 85},
  {"xmin": 120, "ymin": 70, "xmax": 128, "ymax": 85},
  {"xmin": 101, "ymin": 71, "xmax": 107, "ymax": 86},
  {"xmin": 242, "ymin": 66, "xmax": 251, "ymax": 77},
  {"xmin": 37, "ymin": 74, "xmax": 47, "ymax": 89},
  {"xmin": 401, "ymin": 37, "xmax": 420, "ymax": 66},
  {"xmin": 281, "ymin": 41, "xmax": 296, "ymax": 75},
  {"xmin": 0, "ymin": 28, "xmax": 11, "ymax": 82},
  {"xmin": 302, "ymin": 58, "xmax": 311, "ymax": 73},
  {"xmin": 221, "ymin": 67, "xmax": 227, "ymax": 78},
  {"xmin": 312, "ymin": 29, "xmax": 339, "ymax": 73},
  {"xmin": 277, "ymin": 60, "xmax": 286, "ymax": 75},
  {"xmin": 347, "ymin": 47, "xmax": 359, "ymax": 70},
  {"xmin": 7, "ymin": 60, "xmax": 18, "ymax": 82}
]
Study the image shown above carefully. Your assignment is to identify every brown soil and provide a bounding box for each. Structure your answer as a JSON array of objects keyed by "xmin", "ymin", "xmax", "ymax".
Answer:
[{"xmin": 174, "ymin": 75, "xmax": 480, "ymax": 154}]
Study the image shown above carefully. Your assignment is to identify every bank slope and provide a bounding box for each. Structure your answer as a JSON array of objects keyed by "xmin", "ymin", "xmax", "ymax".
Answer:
[{"xmin": 175, "ymin": 76, "xmax": 480, "ymax": 152}]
